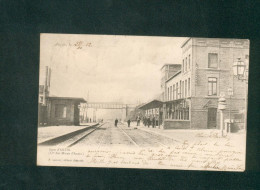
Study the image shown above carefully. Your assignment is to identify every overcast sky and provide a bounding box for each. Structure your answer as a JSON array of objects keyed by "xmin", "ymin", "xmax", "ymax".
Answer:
[{"xmin": 40, "ymin": 34, "xmax": 187, "ymax": 104}]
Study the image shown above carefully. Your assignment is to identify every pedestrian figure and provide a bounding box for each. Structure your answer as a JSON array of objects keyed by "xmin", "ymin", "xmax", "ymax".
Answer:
[
  {"xmin": 143, "ymin": 117, "xmax": 146, "ymax": 126},
  {"xmin": 152, "ymin": 116, "xmax": 155, "ymax": 128},
  {"xmin": 147, "ymin": 117, "xmax": 151, "ymax": 128},
  {"xmin": 127, "ymin": 119, "xmax": 131, "ymax": 127},
  {"xmin": 115, "ymin": 118, "xmax": 118, "ymax": 127},
  {"xmin": 137, "ymin": 116, "xmax": 140, "ymax": 126}
]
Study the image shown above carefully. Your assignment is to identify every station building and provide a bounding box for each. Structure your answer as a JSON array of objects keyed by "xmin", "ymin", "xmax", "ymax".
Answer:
[
  {"xmin": 163, "ymin": 38, "xmax": 249, "ymax": 129},
  {"xmin": 46, "ymin": 97, "xmax": 86, "ymax": 126},
  {"xmin": 138, "ymin": 64, "xmax": 181, "ymax": 127}
]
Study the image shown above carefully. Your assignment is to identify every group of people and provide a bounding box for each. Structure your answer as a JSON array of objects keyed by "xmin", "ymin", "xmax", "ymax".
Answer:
[
  {"xmin": 114, "ymin": 116, "xmax": 156, "ymax": 128},
  {"xmin": 114, "ymin": 118, "xmax": 131, "ymax": 127},
  {"xmin": 142, "ymin": 116, "xmax": 156, "ymax": 128}
]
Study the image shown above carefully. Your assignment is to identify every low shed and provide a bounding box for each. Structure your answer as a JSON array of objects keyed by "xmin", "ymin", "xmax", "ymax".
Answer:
[{"xmin": 46, "ymin": 96, "xmax": 86, "ymax": 126}]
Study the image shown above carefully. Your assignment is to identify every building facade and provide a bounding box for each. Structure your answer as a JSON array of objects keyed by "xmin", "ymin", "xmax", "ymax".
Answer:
[
  {"xmin": 38, "ymin": 66, "xmax": 51, "ymax": 125},
  {"xmin": 163, "ymin": 38, "xmax": 249, "ymax": 129},
  {"xmin": 46, "ymin": 97, "xmax": 86, "ymax": 126},
  {"xmin": 160, "ymin": 64, "xmax": 182, "ymax": 101}
]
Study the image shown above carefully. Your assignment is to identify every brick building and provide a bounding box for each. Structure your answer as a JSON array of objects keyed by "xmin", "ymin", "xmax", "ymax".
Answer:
[
  {"xmin": 139, "ymin": 64, "xmax": 181, "ymax": 127},
  {"xmin": 160, "ymin": 64, "xmax": 182, "ymax": 101},
  {"xmin": 163, "ymin": 38, "xmax": 249, "ymax": 129}
]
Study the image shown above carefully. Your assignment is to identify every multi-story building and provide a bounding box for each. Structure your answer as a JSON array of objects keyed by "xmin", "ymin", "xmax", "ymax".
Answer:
[
  {"xmin": 163, "ymin": 38, "xmax": 249, "ymax": 129},
  {"xmin": 160, "ymin": 64, "xmax": 182, "ymax": 101}
]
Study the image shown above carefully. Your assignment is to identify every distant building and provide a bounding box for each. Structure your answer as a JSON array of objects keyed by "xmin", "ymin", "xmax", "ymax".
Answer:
[
  {"xmin": 163, "ymin": 38, "xmax": 249, "ymax": 129},
  {"xmin": 138, "ymin": 99, "xmax": 164, "ymax": 126},
  {"xmin": 46, "ymin": 97, "xmax": 86, "ymax": 126},
  {"xmin": 160, "ymin": 64, "xmax": 182, "ymax": 101},
  {"xmin": 38, "ymin": 66, "xmax": 51, "ymax": 125},
  {"xmin": 138, "ymin": 64, "xmax": 181, "ymax": 127},
  {"xmin": 39, "ymin": 66, "xmax": 51, "ymax": 105}
]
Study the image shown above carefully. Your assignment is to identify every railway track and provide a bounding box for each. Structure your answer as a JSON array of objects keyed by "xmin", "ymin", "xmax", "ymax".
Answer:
[
  {"xmin": 38, "ymin": 122, "xmax": 180, "ymax": 148},
  {"xmin": 118, "ymin": 124, "xmax": 173, "ymax": 148},
  {"xmin": 118, "ymin": 125, "xmax": 139, "ymax": 147}
]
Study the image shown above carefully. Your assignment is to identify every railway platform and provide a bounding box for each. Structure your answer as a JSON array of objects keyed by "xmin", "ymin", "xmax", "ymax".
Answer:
[{"xmin": 37, "ymin": 123, "xmax": 99, "ymax": 144}]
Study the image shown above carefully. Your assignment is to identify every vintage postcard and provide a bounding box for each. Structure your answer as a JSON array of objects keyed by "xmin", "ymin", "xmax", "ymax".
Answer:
[{"xmin": 37, "ymin": 34, "xmax": 249, "ymax": 171}]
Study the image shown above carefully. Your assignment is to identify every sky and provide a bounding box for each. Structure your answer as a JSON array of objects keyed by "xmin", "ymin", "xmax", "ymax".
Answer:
[{"xmin": 39, "ymin": 34, "xmax": 187, "ymax": 104}]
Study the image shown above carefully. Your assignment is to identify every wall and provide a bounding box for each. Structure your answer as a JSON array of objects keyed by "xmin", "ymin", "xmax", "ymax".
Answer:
[
  {"xmin": 48, "ymin": 99, "xmax": 76, "ymax": 125},
  {"xmin": 164, "ymin": 120, "xmax": 190, "ymax": 129},
  {"xmin": 192, "ymin": 38, "xmax": 249, "ymax": 99}
]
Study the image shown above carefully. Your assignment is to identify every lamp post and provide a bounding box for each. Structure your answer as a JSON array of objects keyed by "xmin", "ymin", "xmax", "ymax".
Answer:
[
  {"xmin": 232, "ymin": 58, "xmax": 248, "ymax": 131},
  {"xmin": 227, "ymin": 87, "xmax": 233, "ymax": 133},
  {"xmin": 218, "ymin": 94, "xmax": 227, "ymax": 137}
]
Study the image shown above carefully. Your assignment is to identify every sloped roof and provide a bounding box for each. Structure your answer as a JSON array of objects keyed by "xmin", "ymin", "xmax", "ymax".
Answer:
[
  {"xmin": 138, "ymin": 99, "xmax": 163, "ymax": 110},
  {"xmin": 47, "ymin": 96, "xmax": 87, "ymax": 102}
]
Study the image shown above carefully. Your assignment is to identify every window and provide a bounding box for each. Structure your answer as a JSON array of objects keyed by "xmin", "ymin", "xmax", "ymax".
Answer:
[
  {"xmin": 208, "ymin": 53, "xmax": 218, "ymax": 68},
  {"xmin": 170, "ymin": 86, "xmax": 172, "ymax": 100},
  {"xmin": 179, "ymin": 81, "xmax": 182, "ymax": 98},
  {"xmin": 188, "ymin": 55, "xmax": 191, "ymax": 70},
  {"xmin": 185, "ymin": 80, "xmax": 187, "ymax": 98},
  {"xmin": 182, "ymin": 59, "xmax": 184, "ymax": 72},
  {"xmin": 208, "ymin": 77, "xmax": 217, "ymax": 96},
  {"xmin": 188, "ymin": 78, "xmax": 190, "ymax": 96},
  {"xmin": 185, "ymin": 57, "xmax": 187, "ymax": 72},
  {"xmin": 176, "ymin": 83, "xmax": 179, "ymax": 99},
  {"xmin": 55, "ymin": 104, "xmax": 67, "ymax": 118},
  {"xmin": 182, "ymin": 81, "xmax": 184, "ymax": 98},
  {"xmin": 173, "ymin": 85, "xmax": 175, "ymax": 100},
  {"xmin": 167, "ymin": 87, "xmax": 170, "ymax": 100}
]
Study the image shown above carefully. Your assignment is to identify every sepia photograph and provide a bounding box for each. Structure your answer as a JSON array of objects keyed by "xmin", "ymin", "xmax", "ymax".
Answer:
[{"xmin": 37, "ymin": 34, "xmax": 249, "ymax": 171}]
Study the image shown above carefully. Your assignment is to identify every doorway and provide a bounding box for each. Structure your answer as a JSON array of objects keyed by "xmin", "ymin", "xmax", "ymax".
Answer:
[{"xmin": 208, "ymin": 108, "xmax": 217, "ymax": 128}]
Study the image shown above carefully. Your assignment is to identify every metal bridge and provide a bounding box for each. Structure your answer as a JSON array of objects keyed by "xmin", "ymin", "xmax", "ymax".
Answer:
[
  {"xmin": 79, "ymin": 102, "xmax": 136, "ymax": 122},
  {"xmin": 79, "ymin": 102, "xmax": 135, "ymax": 109}
]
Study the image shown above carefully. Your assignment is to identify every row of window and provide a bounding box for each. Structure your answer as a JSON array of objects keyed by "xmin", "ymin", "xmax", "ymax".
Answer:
[
  {"xmin": 166, "ymin": 107, "xmax": 190, "ymax": 120},
  {"xmin": 167, "ymin": 77, "xmax": 218, "ymax": 98},
  {"xmin": 183, "ymin": 53, "xmax": 249, "ymax": 71},
  {"xmin": 182, "ymin": 54, "xmax": 191, "ymax": 73},
  {"xmin": 182, "ymin": 53, "xmax": 219, "ymax": 70},
  {"xmin": 167, "ymin": 78, "xmax": 191, "ymax": 101}
]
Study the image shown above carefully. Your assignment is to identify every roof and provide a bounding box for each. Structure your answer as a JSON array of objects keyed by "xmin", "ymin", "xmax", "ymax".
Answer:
[
  {"xmin": 47, "ymin": 96, "xmax": 87, "ymax": 102},
  {"xmin": 165, "ymin": 70, "xmax": 181, "ymax": 83},
  {"xmin": 160, "ymin": 63, "xmax": 181, "ymax": 70},
  {"xmin": 181, "ymin": 37, "xmax": 191, "ymax": 48},
  {"xmin": 138, "ymin": 99, "xmax": 163, "ymax": 110}
]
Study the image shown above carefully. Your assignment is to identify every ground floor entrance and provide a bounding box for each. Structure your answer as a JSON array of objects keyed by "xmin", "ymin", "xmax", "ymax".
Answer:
[{"xmin": 207, "ymin": 108, "xmax": 217, "ymax": 128}]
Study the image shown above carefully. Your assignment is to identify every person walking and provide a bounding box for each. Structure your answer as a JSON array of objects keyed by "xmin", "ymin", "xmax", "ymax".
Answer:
[
  {"xmin": 147, "ymin": 117, "xmax": 151, "ymax": 128},
  {"xmin": 143, "ymin": 116, "xmax": 147, "ymax": 127},
  {"xmin": 152, "ymin": 116, "xmax": 155, "ymax": 128},
  {"xmin": 127, "ymin": 119, "xmax": 131, "ymax": 127},
  {"xmin": 137, "ymin": 116, "xmax": 140, "ymax": 126},
  {"xmin": 115, "ymin": 118, "xmax": 118, "ymax": 127}
]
